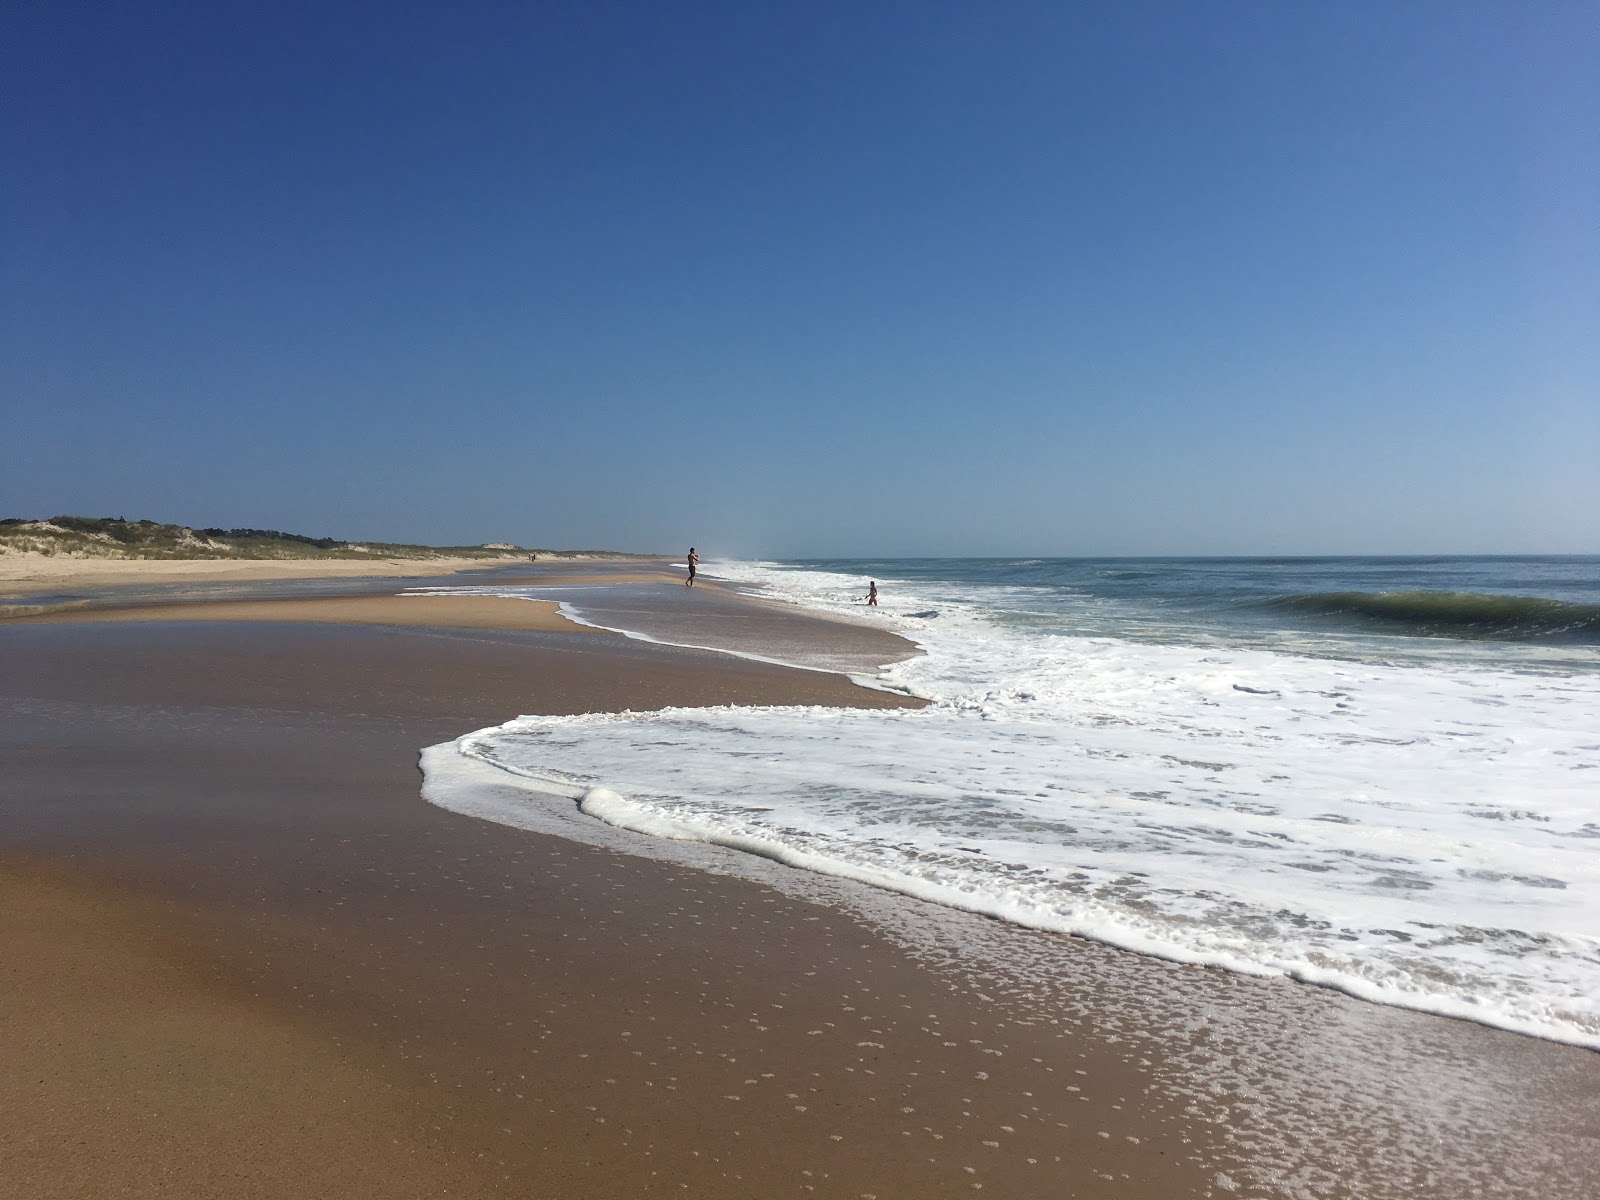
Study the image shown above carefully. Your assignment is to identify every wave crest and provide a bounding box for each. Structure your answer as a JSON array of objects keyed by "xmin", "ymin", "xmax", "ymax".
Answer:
[{"xmin": 1270, "ymin": 590, "xmax": 1600, "ymax": 642}]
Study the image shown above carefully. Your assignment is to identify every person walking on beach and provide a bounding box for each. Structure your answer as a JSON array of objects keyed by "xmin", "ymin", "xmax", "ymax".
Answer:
[
  {"xmin": 686, "ymin": 547, "xmax": 699, "ymax": 586},
  {"xmin": 867, "ymin": 580, "xmax": 878, "ymax": 607}
]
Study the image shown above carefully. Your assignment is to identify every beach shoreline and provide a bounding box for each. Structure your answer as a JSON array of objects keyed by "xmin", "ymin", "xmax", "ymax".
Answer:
[
  {"xmin": 1, "ymin": 592, "xmax": 602, "ymax": 633},
  {"xmin": 3, "ymin": 568, "xmax": 1596, "ymax": 1198},
  {"xmin": 0, "ymin": 550, "xmax": 667, "ymax": 599}
]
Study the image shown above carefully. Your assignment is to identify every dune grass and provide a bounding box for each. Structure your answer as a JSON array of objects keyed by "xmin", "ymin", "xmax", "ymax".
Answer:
[{"xmin": 0, "ymin": 516, "xmax": 631, "ymax": 561}]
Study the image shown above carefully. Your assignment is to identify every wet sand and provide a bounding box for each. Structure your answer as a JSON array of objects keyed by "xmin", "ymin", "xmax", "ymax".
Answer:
[
  {"xmin": 5, "ymin": 557, "xmax": 917, "ymax": 679},
  {"xmin": 3, "ymin": 589, "xmax": 1597, "ymax": 1197},
  {"xmin": 3, "ymin": 592, "xmax": 599, "ymax": 633},
  {"xmin": 0, "ymin": 552, "xmax": 559, "ymax": 596},
  {"xmin": 5, "ymin": 621, "xmax": 1191, "ymax": 1199}
]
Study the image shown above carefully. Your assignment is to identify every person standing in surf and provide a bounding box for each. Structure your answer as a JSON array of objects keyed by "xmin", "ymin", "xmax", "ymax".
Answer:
[
  {"xmin": 867, "ymin": 580, "xmax": 878, "ymax": 607},
  {"xmin": 686, "ymin": 547, "xmax": 699, "ymax": 586}
]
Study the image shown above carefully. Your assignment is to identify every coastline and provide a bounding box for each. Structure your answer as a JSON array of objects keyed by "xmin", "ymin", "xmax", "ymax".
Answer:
[
  {"xmin": 0, "ymin": 550, "xmax": 577, "ymax": 597},
  {"xmin": 3, "ymin": 567, "xmax": 1597, "ymax": 1197},
  {"xmin": 1, "ymin": 592, "xmax": 602, "ymax": 633}
]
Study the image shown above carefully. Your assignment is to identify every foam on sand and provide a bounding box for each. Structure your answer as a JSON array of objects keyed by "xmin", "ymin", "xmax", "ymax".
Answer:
[{"xmin": 420, "ymin": 558, "xmax": 1600, "ymax": 1050}]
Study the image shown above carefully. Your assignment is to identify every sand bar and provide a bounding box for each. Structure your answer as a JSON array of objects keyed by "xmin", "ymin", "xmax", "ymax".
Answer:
[
  {"xmin": 4, "ymin": 592, "xmax": 601, "ymax": 633},
  {"xmin": 1, "ymin": 555, "xmax": 920, "ymax": 679},
  {"xmin": 3, "ymin": 578, "xmax": 1597, "ymax": 1198},
  {"xmin": 0, "ymin": 551, "xmax": 589, "ymax": 596}
]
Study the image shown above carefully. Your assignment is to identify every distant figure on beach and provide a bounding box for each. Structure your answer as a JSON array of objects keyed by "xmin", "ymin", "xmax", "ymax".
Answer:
[
  {"xmin": 867, "ymin": 580, "xmax": 878, "ymax": 607},
  {"xmin": 686, "ymin": 547, "xmax": 699, "ymax": 586}
]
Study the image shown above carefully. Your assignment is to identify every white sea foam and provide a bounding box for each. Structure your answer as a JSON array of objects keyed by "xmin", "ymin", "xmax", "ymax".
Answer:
[{"xmin": 419, "ymin": 559, "xmax": 1600, "ymax": 1049}]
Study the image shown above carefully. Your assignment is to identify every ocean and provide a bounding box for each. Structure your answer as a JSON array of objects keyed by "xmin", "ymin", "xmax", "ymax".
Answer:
[{"xmin": 421, "ymin": 556, "xmax": 1600, "ymax": 1049}]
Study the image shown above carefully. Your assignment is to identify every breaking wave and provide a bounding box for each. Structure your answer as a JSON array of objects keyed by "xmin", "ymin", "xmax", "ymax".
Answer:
[{"xmin": 1269, "ymin": 590, "xmax": 1600, "ymax": 643}]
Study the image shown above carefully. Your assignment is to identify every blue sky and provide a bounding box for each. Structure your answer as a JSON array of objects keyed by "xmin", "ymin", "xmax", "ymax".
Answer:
[{"xmin": 4, "ymin": 1, "xmax": 1596, "ymax": 555}]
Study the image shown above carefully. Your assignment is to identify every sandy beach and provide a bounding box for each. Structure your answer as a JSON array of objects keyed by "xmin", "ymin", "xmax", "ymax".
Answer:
[
  {"xmin": 0, "ymin": 551, "xmax": 562, "ymax": 597},
  {"xmin": 2, "ymin": 592, "xmax": 601, "ymax": 633},
  {"xmin": 3, "ymin": 563, "xmax": 1596, "ymax": 1198}
]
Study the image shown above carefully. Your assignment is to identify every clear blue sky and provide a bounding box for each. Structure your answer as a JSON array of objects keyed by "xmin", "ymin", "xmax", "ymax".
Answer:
[{"xmin": 4, "ymin": 1, "xmax": 1596, "ymax": 556}]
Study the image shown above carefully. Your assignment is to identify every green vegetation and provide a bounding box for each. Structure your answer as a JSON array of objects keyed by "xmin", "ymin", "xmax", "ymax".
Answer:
[{"xmin": 0, "ymin": 516, "xmax": 631, "ymax": 561}]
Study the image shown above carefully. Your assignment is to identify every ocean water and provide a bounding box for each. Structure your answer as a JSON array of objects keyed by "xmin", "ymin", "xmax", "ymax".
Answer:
[{"xmin": 422, "ymin": 557, "xmax": 1600, "ymax": 1049}]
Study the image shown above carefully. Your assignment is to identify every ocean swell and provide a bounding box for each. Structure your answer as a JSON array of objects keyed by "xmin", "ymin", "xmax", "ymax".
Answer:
[{"xmin": 1269, "ymin": 590, "xmax": 1600, "ymax": 643}]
